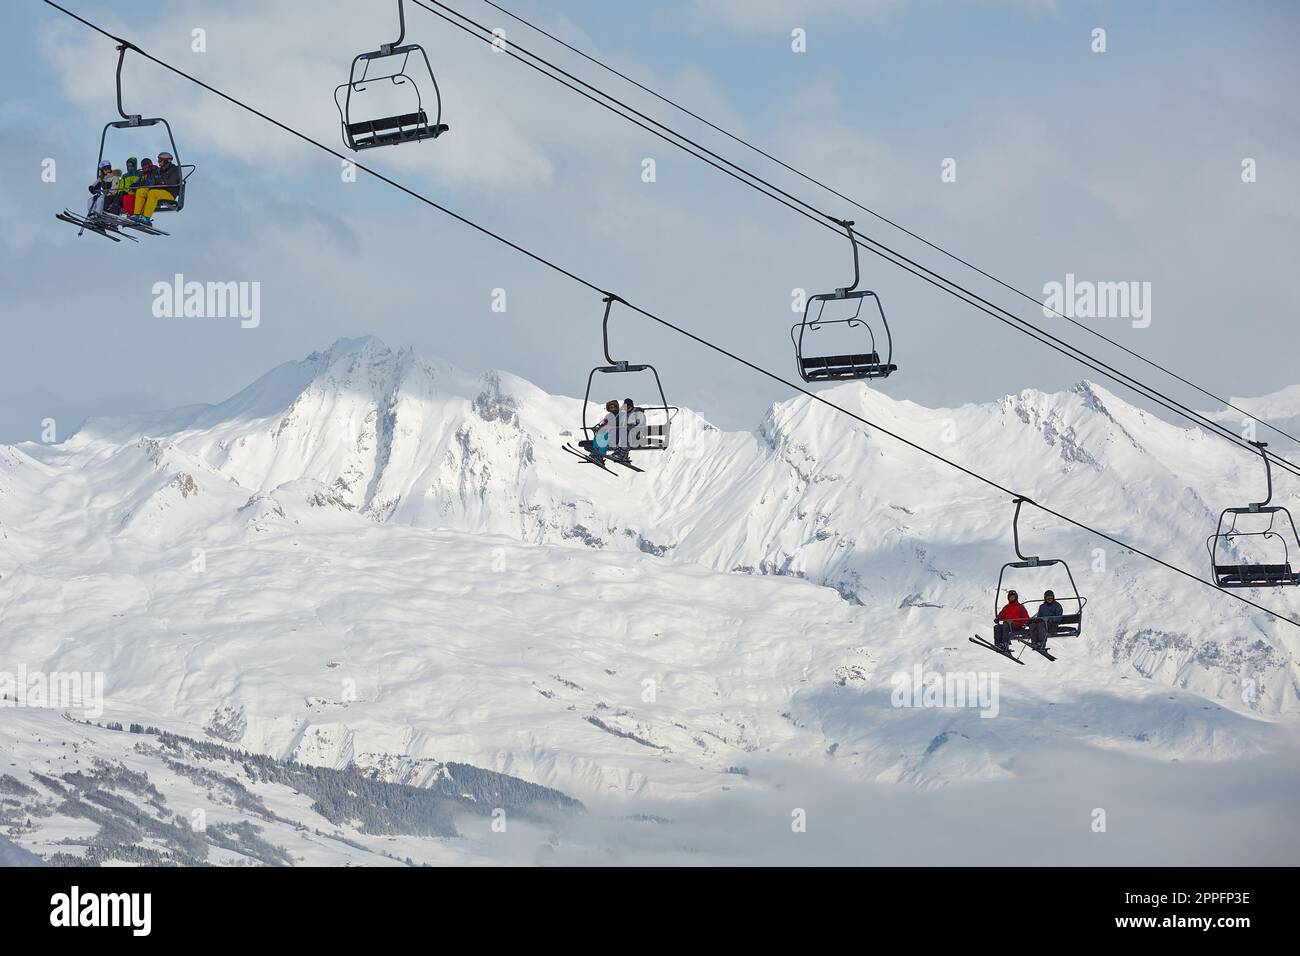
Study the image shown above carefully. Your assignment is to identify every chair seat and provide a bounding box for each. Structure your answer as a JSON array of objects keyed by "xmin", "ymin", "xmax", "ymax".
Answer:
[
  {"xmin": 1002, "ymin": 614, "xmax": 1081, "ymax": 638},
  {"xmin": 350, "ymin": 112, "xmax": 448, "ymax": 149},
  {"xmin": 802, "ymin": 352, "xmax": 879, "ymax": 369},
  {"xmin": 348, "ymin": 110, "xmax": 429, "ymax": 135},
  {"xmin": 1214, "ymin": 563, "xmax": 1299, "ymax": 585},
  {"xmin": 801, "ymin": 353, "xmax": 897, "ymax": 381}
]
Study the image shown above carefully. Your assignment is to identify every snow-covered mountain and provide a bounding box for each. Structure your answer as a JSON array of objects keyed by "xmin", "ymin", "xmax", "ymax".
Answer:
[
  {"xmin": 44, "ymin": 335, "xmax": 1300, "ymax": 704},
  {"xmin": 1, "ymin": 336, "xmax": 1298, "ymax": 864},
  {"xmin": 1206, "ymin": 383, "xmax": 1300, "ymax": 447}
]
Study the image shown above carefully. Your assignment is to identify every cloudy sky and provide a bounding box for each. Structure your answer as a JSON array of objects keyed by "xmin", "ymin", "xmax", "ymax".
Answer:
[{"xmin": 2, "ymin": 0, "xmax": 1297, "ymax": 442}]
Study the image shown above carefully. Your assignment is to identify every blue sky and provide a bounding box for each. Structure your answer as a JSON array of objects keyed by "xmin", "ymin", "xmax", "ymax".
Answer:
[{"xmin": 2, "ymin": 0, "xmax": 1298, "ymax": 442}]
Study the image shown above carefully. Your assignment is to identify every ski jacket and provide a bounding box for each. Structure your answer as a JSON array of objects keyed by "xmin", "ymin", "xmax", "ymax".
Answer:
[
  {"xmin": 997, "ymin": 602, "xmax": 1029, "ymax": 623},
  {"xmin": 1036, "ymin": 600, "xmax": 1064, "ymax": 619},
  {"xmin": 594, "ymin": 415, "xmax": 615, "ymax": 445},
  {"xmin": 158, "ymin": 161, "xmax": 181, "ymax": 190},
  {"xmin": 623, "ymin": 408, "xmax": 645, "ymax": 442}
]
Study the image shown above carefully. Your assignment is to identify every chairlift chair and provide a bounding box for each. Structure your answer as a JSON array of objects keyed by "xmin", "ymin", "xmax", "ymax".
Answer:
[
  {"xmin": 57, "ymin": 42, "xmax": 194, "ymax": 241},
  {"xmin": 1207, "ymin": 442, "xmax": 1300, "ymax": 588},
  {"xmin": 791, "ymin": 220, "xmax": 897, "ymax": 383},
  {"xmin": 970, "ymin": 497, "xmax": 1088, "ymax": 663},
  {"xmin": 335, "ymin": 0, "xmax": 449, "ymax": 151},
  {"xmin": 576, "ymin": 296, "xmax": 677, "ymax": 462},
  {"xmin": 96, "ymin": 45, "xmax": 195, "ymax": 214}
]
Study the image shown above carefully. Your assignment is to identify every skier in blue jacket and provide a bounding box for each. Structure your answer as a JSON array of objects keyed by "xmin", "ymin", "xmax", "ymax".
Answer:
[
  {"xmin": 1034, "ymin": 591, "xmax": 1064, "ymax": 641},
  {"xmin": 1035, "ymin": 590, "xmax": 1063, "ymax": 621}
]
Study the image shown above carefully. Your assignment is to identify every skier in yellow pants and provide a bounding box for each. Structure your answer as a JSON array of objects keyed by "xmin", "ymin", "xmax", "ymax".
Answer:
[{"xmin": 130, "ymin": 151, "xmax": 181, "ymax": 226}]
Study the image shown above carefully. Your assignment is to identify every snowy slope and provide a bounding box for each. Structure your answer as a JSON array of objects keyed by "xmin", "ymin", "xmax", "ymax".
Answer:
[
  {"xmin": 1, "ymin": 337, "xmax": 1298, "ymax": 863},
  {"xmin": 0, "ymin": 709, "xmax": 576, "ymax": 866}
]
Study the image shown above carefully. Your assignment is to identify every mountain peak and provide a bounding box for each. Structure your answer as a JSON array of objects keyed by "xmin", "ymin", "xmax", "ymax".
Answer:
[{"xmin": 308, "ymin": 334, "xmax": 392, "ymax": 364}]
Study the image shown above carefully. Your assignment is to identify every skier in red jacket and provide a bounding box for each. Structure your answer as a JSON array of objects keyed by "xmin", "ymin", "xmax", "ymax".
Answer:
[{"xmin": 994, "ymin": 590, "xmax": 1030, "ymax": 651}]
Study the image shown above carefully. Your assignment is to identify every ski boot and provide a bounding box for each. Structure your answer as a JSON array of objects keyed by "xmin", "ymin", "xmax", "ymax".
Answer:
[
  {"xmin": 1028, "ymin": 621, "xmax": 1048, "ymax": 652},
  {"xmin": 996, "ymin": 623, "xmax": 1020, "ymax": 654}
]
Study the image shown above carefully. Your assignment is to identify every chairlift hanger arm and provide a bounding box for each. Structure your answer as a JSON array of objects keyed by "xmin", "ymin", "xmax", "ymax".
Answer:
[
  {"xmin": 382, "ymin": 0, "xmax": 408, "ymax": 54},
  {"xmin": 1251, "ymin": 441, "xmax": 1274, "ymax": 510},
  {"xmin": 114, "ymin": 42, "xmax": 141, "ymax": 123},
  {"xmin": 1012, "ymin": 496, "xmax": 1036, "ymax": 563},
  {"xmin": 601, "ymin": 293, "xmax": 627, "ymax": 367},
  {"xmin": 836, "ymin": 219, "xmax": 859, "ymax": 298}
]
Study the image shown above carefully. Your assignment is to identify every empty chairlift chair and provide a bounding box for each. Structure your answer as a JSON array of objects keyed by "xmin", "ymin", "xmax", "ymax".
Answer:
[
  {"xmin": 335, "ymin": 0, "xmax": 449, "ymax": 151},
  {"xmin": 791, "ymin": 220, "xmax": 897, "ymax": 384},
  {"xmin": 1207, "ymin": 441, "xmax": 1300, "ymax": 588}
]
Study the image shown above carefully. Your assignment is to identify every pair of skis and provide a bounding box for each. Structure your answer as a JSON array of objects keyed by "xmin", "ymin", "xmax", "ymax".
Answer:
[
  {"xmin": 561, "ymin": 442, "xmax": 643, "ymax": 476},
  {"xmin": 969, "ymin": 634, "xmax": 1056, "ymax": 664},
  {"xmin": 56, "ymin": 209, "xmax": 132, "ymax": 242},
  {"xmin": 55, "ymin": 209, "xmax": 169, "ymax": 242}
]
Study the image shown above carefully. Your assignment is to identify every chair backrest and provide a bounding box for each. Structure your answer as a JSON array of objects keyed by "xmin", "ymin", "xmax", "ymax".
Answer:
[
  {"xmin": 1215, "ymin": 562, "xmax": 1295, "ymax": 580},
  {"xmin": 592, "ymin": 407, "xmax": 673, "ymax": 451},
  {"xmin": 800, "ymin": 352, "xmax": 881, "ymax": 370},
  {"xmin": 147, "ymin": 165, "xmax": 193, "ymax": 213},
  {"xmin": 348, "ymin": 110, "xmax": 429, "ymax": 136}
]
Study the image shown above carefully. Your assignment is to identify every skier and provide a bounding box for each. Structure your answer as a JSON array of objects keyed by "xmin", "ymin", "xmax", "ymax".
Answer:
[
  {"xmin": 130, "ymin": 151, "xmax": 180, "ymax": 226},
  {"xmin": 133, "ymin": 157, "xmax": 158, "ymax": 187},
  {"xmin": 615, "ymin": 397, "xmax": 642, "ymax": 460},
  {"xmin": 118, "ymin": 156, "xmax": 142, "ymax": 216},
  {"xmin": 620, "ymin": 399, "xmax": 639, "ymax": 447},
  {"xmin": 1035, "ymin": 589, "xmax": 1064, "ymax": 637},
  {"xmin": 87, "ymin": 161, "xmax": 117, "ymax": 216},
  {"xmin": 130, "ymin": 157, "xmax": 158, "ymax": 208},
  {"xmin": 994, "ymin": 589, "xmax": 1029, "ymax": 651},
  {"xmin": 589, "ymin": 399, "xmax": 621, "ymax": 457}
]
